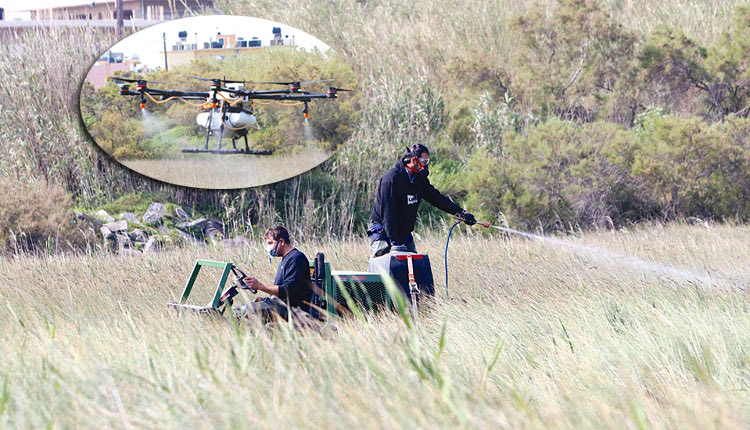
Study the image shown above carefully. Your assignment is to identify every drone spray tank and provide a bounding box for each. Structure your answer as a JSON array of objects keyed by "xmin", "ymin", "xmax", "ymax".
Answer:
[
  {"xmin": 196, "ymin": 80, "xmax": 258, "ymax": 139},
  {"xmin": 195, "ymin": 110, "xmax": 257, "ymax": 137}
]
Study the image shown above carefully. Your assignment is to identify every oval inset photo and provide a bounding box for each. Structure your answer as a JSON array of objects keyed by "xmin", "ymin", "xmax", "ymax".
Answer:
[{"xmin": 80, "ymin": 15, "xmax": 358, "ymax": 189}]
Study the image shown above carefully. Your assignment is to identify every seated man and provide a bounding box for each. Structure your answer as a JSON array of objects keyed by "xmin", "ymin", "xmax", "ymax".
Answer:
[{"xmin": 234, "ymin": 226, "xmax": 313, "ymax": 323}]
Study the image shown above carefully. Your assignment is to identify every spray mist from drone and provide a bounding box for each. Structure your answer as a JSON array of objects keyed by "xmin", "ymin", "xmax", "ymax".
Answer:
[
  {"xmin": 303, "ymin": 117, "xmax": 316, "ymax": 142},
  {"xmin": 140, "ymin": 108, "xmax": 171, "ymax": 137}
]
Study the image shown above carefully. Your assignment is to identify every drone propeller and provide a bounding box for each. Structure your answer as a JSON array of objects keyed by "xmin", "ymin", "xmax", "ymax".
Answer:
[
  {"xmin": 108, "ymin": 76, "xmax": 170, "ymax": 85},
  {"xmin": 301, "ymin": 79, "xmax": 335, "ymax": 85},
  {"xmin": 178, "ymin": 75, "xmax": 208, "ymax": 81},
  {"xmin": 251, "ymin": 79, "xmax": 335, "ymax": 86},
  {"xmin": 179, "ymin": 75, "xmax": 246, "ymax": 84},
  {"xmin": 108, "ymin": 76, "xmax": 139, "ymax": 83}
]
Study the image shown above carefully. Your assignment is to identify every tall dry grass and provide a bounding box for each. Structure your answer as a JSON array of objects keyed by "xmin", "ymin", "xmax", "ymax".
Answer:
[
  {"xmin": 220, "ymin": 0, "xmax": 743, "ymax": 83},
  {"xmin": 122, "ymin": 147, "xmax": 332, "ymax": 189},
  {"xmin": 1, "ymin": 223, "xmax": 749, "ymax": 428},
  {"xmin": 0, "ymin": 26, "xmax": 123, "ymax": 198},
  {"xmin": 2, "ymin": 0, "xmax": 748, "ymax": 245}
]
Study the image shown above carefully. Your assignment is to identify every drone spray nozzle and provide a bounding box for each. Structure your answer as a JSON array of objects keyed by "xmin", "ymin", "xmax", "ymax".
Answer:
[{"xmin": 303, "ymin": 102, "xmax": 309, "ymax": 118}]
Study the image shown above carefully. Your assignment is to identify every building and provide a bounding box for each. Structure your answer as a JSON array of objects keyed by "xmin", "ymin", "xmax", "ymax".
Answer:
[
  {"xmin": 163, "ymin": 29, "xmax": 296, "ymax": 69},
  {"xmin": 28, "ymin": 1, "xmax": 214, "ymax": 21},
  {"xmin": 85, "ymin": 62, "xmax": 139, "ymax": 89}
]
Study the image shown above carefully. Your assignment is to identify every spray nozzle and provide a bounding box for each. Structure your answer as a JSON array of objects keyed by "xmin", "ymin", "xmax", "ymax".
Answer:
[{"xmin": 453, "ymin": 211, "xmax": 487, "ymax": 227}]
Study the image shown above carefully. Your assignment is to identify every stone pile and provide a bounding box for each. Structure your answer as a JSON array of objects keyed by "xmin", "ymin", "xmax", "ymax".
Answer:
[{"xmin": 78, "ymin": 202, "xmax": 252, "ymax": 253}]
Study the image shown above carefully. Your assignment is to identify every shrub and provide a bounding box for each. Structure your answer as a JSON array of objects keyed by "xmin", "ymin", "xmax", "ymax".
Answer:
[
  {"xmin": 0, "ymin": 177, "xmax": 97, "ymax": 254},
  {"xmin": 631, "ymin": 114, "xmax": 750, "ymax": 220}
]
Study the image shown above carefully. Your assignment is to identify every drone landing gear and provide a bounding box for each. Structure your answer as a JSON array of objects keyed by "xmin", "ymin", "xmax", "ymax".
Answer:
[
  {"xmin": 181, "ymin": 148, "xmax": 273, "ymax": 155},
  {"xmin": 184, "ymin": 115, "xmax": 272, "ymax": 155},
  {"xmin": 182, "ymin": 135, "xmax": 272, "ymax": 155}
]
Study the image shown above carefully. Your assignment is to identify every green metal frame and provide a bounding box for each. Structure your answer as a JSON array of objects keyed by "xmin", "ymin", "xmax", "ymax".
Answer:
[
  {"xmin": 179, "ymin": 259, "xmax": 235, "ymax": 309},
  {"xmin": 175, "ymin": 259, "xmax": 387, "ymax": 316}
]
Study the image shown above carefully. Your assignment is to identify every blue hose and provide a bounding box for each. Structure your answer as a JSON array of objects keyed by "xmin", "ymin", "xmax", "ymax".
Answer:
[{"xmin": 444, "ymin": 220, "xmax": 462, "ymax": 299}]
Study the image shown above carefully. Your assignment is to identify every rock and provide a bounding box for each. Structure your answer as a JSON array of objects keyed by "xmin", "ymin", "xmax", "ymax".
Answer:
[
  {"xmin": 174, "ymin": 206, "xmax": 191, "ymax": 221},
  {"xmin": 76, "ymin": 212, "xmax": 102, "ymax": 229},
  {"xmin": 143, "ymin": 237, "xmax": 161, "ymax": 253},
  {"xmin": 115, "ymin": 232, "xmax": 132, "ymax": 249},
  {"xmin": 687, "ymin": 216, "xmax": 710, "ymax": 228},
  {"xmin": 100, "ymin": 226, "xmax": 115, "ymax": 239},
  {"xmin": 176, "ymin": 218, "xmax": 207, "ymax": 230},
  {"xmin": 120, "ymin": 212, "xmax": 140, "ymax": 223},
  {"xmin": 220, "ymin": 236, "xmax": 253, "ymax": 249},
  {"xmin": 203, "ymin": 216, "xmax": 225, "ymax": 240},
  {"xmin": 131, "ymin": 228, "xmax": 148, "ymax": 243},
  {"xmin": 142, "ymin": 202, "xmax": 166, "ymax": 224},
  {"xmin": 158, "ymin": 225, "xmax": 172, "ymax": 235},
  {"xmin": 94, "ymin": 209, "xmax": 115, "ymax": 223},
  {"xmin": 104, "ymin": 220, "xmax": 129, "ymax": 233}
]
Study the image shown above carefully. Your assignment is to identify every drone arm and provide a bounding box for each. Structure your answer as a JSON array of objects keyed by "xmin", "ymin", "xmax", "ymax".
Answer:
[{"xmin": 145, "ymin": 88, "xmax": 210, "ymax": 99}]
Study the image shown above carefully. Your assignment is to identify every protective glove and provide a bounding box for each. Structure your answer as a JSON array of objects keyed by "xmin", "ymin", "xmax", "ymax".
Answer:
[{"xmin": 460, "ymin": 210, "xmax": 476, "ymax": 226}]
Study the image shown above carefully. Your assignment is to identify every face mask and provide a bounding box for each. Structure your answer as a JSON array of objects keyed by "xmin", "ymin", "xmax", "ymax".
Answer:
[
  {"xmin": 265, "ymin": 239, "xmax": 281, "ymax": 262},
  {"xmin": 406, "ymin": 156, "xmax": 430, "ymax": 178},
  {"xmin": 417, "ymin": 158, "xmax": 429, "ymax": 178}
]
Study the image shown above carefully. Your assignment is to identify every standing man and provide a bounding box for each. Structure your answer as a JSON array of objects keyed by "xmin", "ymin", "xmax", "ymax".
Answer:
[
  {"xmin": 368, "ymin": 144, "xmax": 476, "ymax": 258},
  {"xmin": 235, "ymin": 226, "xmax": 313, "ymax": 322}
]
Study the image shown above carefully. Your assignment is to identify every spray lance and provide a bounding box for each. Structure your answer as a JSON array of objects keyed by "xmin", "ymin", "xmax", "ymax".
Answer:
[{"xmin": 444, "ymin": 213, "xmax": 563, "ymax": 297}]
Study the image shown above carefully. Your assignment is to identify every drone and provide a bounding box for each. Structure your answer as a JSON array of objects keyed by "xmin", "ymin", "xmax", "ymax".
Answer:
[{"xmin": 111, "ymin": 75, "xmax": 350, "ymax": 155}]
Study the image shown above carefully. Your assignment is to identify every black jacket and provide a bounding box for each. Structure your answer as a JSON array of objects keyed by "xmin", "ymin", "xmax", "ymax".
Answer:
[
  {"xmin": 370, "ymin": 162, "xmax": 463, "ymax": 242},
  {"xmin": 273, "ymin": 248, "xmax": 312, "ymax": 312}
]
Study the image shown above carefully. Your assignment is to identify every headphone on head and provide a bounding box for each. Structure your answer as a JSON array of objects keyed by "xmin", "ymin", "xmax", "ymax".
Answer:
[{"xmin": 402, "ymin": 144, "xmax": 427, "ymax": 164}]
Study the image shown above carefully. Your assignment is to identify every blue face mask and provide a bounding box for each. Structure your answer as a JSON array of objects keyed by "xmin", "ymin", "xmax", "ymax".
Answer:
[
  {"xmin": 265, "ymin": 240, "xmax": 281, "ymax": 263},
  {"xmin": 270, "ymin": 241, "xmax": 280, "ymax": 257}
]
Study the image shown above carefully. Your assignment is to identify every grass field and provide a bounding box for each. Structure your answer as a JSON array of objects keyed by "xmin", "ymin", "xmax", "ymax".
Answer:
[
  {"xmin": 1, "ymin": 223, "xmax": 749, "ymax": 428},
  {"xmin": 121, "ymin": 147, "xmax": 332, "ymax": 189}
]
